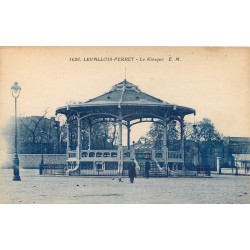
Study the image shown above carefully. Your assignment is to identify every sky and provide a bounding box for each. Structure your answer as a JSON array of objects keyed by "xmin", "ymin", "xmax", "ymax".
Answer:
[{"xmin": 0, "ymin": 46, "xmax": 249, "ymax": 143}]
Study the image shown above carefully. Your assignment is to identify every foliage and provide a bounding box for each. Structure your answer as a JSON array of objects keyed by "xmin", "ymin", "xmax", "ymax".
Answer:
[
  {"xmin": 145, "ymin": 117, "xmax": 223, "ymax": 168},
  {"xmin": 193, "ymin": 118, "xmax": 221, "ymax": 142},
  {"xmin": 3, "ymin": 113, "xmax": 66, "ymax": 154},
  {"xmin": 4, "ymin": 111, "xmax": 227, "ymax": 170},
  {"xmin": 193, "ymin": 118, "xmax": 222, "ymax": 166},
  {"xmin": 3, "ymin": 113, "xmax": 119, "ymax": 153},
  {"xmin": 86, "ymin": 122, "xmax": 117, "ymax": 150},
  {"xmin": 146, "ymin": 120, "xmax": 183, "ymax": 150}
]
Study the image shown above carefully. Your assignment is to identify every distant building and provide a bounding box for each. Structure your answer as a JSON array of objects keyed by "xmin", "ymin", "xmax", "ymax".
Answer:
[
  {"xmin": 224, "ymin": 137, "xmax": 250, "ymax": 154},
  {"xmin": 219, "ymin": 137, "xmax": 250, "ymax": 168}
]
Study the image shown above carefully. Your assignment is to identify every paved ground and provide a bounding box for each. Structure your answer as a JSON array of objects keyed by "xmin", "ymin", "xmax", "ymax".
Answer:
[{"xmin": 0, "ymin": 169, "xmax": 249, "ymax": 203}]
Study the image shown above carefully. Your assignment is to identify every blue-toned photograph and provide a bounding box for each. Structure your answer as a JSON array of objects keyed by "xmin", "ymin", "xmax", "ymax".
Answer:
[{"xmin": 0, "ymin": 47, "xmax": 249, "ymax": 204}]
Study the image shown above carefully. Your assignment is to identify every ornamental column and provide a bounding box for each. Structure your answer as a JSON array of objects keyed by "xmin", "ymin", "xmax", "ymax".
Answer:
[
  {"xmin": 76, "ymin": 117, "xmax": 81, "ymax": 169},
  {"xmin": 88, "ymin": 123, "xmax": 92, "ymax": 150},
  {"xmin": 216, "ymin": 157, "xmax": 221, "ymax": 174},
  {"xmin": 163, "ymin": 114, "xmax": 168, "ymax": 174},
  {"xmin": 66, "ymin": 121, "xmax": 71, "ymax": 156},
  {"xmin": 118, "ymin": 109, "xmax": 123, "ymax": 179},
  {"xmin": 127, "ymin": 121, "xmax": 131, "ymax": 150},
  {"xmin": 180, "ymin": 117, "xmax": 185, "ymax": 171}
]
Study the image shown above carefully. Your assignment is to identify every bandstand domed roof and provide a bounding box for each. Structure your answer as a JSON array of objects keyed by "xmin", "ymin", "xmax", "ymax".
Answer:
[
  {"xmin": 56, "ymin": 79, "xmax": 195, "ymax": 120},
  {"xmin": 85, "ymin": 79, "xmax": 168, "ymax": 106}
]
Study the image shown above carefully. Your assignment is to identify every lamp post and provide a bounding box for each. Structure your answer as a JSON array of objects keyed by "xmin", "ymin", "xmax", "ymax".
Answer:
[
  {"xmin": 53, "ymin": 119, "xmax": 60, "ymax": 154},
  {"xmin": 11, "ymin": 82, "xmax": 21, "ymax": 181},
  {"xmin": 39, "ymin": 129, "xmax": 45, "ymax": 175},
  {"xmin": 53, "ymin": 115, "xmax": 64, "ymax": 154},
  {"xmin": 132, "ymin": 140, "xmax": 135, "ymax": 158},
  {"xmin": 183, "ymin": 123, "xmax": 186, "ymax": 175}
]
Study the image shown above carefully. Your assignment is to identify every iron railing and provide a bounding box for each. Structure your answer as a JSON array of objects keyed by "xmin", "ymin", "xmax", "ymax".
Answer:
[{"xmin": 43, "ymin": 164, "xmax": 67, "ymax": 175}]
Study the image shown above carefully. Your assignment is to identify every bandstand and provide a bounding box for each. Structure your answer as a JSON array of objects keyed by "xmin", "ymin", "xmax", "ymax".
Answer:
[{"xmin": 56, "ymin": 79, "xmax": 196, "ymax": 177}]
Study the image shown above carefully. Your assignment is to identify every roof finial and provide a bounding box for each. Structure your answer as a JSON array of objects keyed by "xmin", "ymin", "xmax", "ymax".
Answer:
[{"xmin": 124, "ymin": 67, "xmax": 126, "ymax": 81}]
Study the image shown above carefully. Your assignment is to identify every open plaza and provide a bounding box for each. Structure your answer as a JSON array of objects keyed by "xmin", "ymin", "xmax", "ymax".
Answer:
[
  {"xmin": 1, "ymin": 169, "xmax": 249, "ymax": 204},
  {"xmin": 1, "ymin": 78, "xmax": 249, "ymax": 204}
]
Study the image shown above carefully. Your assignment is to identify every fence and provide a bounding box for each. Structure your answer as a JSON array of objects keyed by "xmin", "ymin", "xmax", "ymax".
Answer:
[
  {"xmin": 43, "ymin": 164, "xmax": 67, "ymax": 175},
  {"xmin": 218, "ymin": 166, "xmax": 250, "ymax": 175},
  {"xmin": 2, "ymin": 154, "xmax": 67, "ymax": 169},
  {"xmin": 41, "ymin": 160, "xmax": 201, "ymax": 177}
]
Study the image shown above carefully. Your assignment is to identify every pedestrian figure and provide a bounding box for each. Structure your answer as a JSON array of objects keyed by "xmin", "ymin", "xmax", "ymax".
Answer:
[
  {"xmin": 145, "ymin": 159, "xmax": 151, "ymax": 179},
  {"xmin": 128, "ymin": 161, "xmax": 136, "ymax": 183}
]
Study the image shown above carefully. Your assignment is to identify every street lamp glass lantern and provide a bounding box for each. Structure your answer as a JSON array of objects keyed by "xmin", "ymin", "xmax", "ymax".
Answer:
[{"xmin": 11, "ymin": 82, "xmax": 21, "ymax": 98}]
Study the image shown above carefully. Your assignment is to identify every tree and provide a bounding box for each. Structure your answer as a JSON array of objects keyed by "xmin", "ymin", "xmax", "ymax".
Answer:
[
  {"xmin": 2, "ymin": 112, "xmax": 67, "ymax": 154},
  {"xmin": 145, "ymin": 118, "xmax": 222, "ymax": 169},
  {"xmin": 183, "ymin": 122, "xmax": 196, "ymax": 168},
  {"xmin": 91, "ymin": 122, "xmax": 117, "ymax": 150},
  {"xmin": 147, "ymin": 122, "xmax": 163, "ymax": 149},
  {"xmin": 108, "ymin": 122, "xmax": 117, "ymax": 149},
  {"xmin": 67, "ymin": 119, "xmax": 118, "ymax": 150},
  {"xmin": 184, "ymin": 122, "xmax": 195, "ymax": 140},
  {"xmin": 19, "ymin": 110, "xmax": 48, "ymax": 153},
  {"xmin": 146, "ymin": 120, "xmax": 180, "ymax": 150},
  {"xmin": 193, "ymin": 118, "xmax": 222, "ymax": 167}
]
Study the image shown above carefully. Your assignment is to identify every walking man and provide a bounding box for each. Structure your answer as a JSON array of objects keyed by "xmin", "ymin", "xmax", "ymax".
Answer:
[
  {"xmin": 145, "ymin": 159, "xmax": 151, "ymax": 179},
  {"xmin": 128, "ymin": 160, "xmax": 136, "ymax": 183}
]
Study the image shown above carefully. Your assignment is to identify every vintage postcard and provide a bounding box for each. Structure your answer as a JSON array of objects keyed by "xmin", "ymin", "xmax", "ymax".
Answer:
[{"xmin": 0, "ymin": 46, "xmax": 249, "ymax": 204}]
